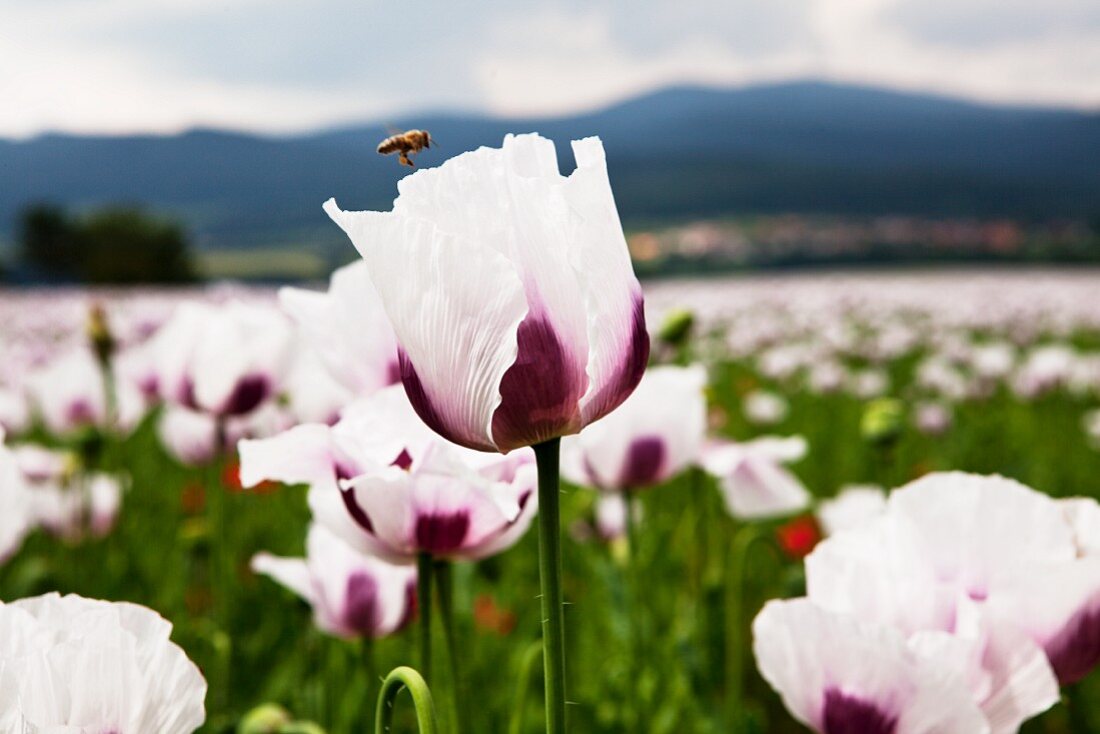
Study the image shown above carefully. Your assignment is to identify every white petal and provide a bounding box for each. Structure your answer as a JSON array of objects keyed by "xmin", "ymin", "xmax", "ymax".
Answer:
[{"xmin": 325, "ymin": 199, "xmax": 528, "ymax": 451}]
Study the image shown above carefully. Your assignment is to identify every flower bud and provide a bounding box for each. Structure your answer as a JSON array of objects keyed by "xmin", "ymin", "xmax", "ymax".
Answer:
[{"xmin": 860, "ymin": 397, "xmax": 905, "ymax": 445}]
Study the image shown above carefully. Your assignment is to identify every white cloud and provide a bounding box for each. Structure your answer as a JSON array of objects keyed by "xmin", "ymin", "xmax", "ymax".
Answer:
[{"xmin": 1, "ymin": 0, "xmax": 1098, "ymax": 138}]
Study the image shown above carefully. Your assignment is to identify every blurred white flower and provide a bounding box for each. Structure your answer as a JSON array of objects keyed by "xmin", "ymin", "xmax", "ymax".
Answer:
[
  {"xmin": 0, "ymin": 432, "xmax": 35, "ymax": 564},
  {"xmin": 816, "ymin": 484, "xmax": 887, "ymax": 537},
  {"xmin": 252, "ymin": 524, "xmax": 416, "ymax": 639},
  {"xmin": 280, "ymin": 259, "xmax": 399, "ymax": 398},
  {"xmin": 742, "ymin": 390, "xmax": 788, "ymax": 425},
  {"xmin": 562, "ymin": 364, "xmax": 707, "ymax": 492},
  {"xmin": 700, "ymin": 435, "xmax": 809, "ymax": 520},
  {"xmin": 158, "ymin": 406, "xmax": 219, "ymax": 467},
  {"xmin": 849, "ymin": 368, "xmax": 890, "ymax": 399},
  {"xmin": 914, "ymin": 401, "xmax": 952, "ymax": 436},
  {"xmin": 25, "ymin": 348, "xmax": 106, "ymax": 435},
  {"xmin": 152, "ymin": 301, "xmax": 293, "ymax": 418},
  {"xmin": 0, "ymin": 593, "xmax": 206, "ymax": 733}
]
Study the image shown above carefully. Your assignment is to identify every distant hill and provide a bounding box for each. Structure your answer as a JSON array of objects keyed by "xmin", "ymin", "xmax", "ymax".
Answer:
[{"xmin": 2, "ymin": 81, "xmax": 1098, "ymax": 256}]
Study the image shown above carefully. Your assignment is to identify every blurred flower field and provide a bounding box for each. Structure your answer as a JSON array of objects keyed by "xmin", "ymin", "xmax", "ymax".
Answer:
[{"xmin": 1, "ymin": 266, "xmax": 1099, "ymax": 732}]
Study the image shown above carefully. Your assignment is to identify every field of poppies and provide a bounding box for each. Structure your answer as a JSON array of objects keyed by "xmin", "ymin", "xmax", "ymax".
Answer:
[{"xmin": 1, "ymin": 136, "xmax": 1099, "ymax": 734}]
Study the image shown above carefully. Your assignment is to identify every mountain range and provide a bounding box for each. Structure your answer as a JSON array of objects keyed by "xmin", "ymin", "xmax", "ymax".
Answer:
[{"xmin": 2, "ymin": 81, "xmax": 1098, "ymax": 255}]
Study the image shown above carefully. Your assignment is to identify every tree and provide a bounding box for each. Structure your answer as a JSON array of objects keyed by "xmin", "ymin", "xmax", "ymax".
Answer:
[
  {"xmin": 17, "ymin": 204, "xmax": 197, "ymax": 283},
  {"xmin": 18, "ymin": 204, "xmax": 80, "ymax": 280}
]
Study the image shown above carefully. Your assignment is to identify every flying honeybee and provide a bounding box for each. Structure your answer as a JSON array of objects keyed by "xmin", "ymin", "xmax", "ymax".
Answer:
[{"xmin": 377, "ymin": 129, "xmax": 434, "ymax": 168}]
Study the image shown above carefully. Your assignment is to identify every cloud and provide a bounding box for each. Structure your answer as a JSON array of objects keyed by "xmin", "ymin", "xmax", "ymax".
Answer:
[{"xmin": 1, "ymin": 0, "xmax": 1098, "ymax": 138}]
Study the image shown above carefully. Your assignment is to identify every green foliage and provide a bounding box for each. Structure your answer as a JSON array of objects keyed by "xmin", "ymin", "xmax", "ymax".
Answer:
[
  {"xmin": 17, "ymin": 203, "xmax": 197, "ymax": 283},
  {"xmin": 1, "ymin": 374, "xmax": 1099, "ymax": 732}
]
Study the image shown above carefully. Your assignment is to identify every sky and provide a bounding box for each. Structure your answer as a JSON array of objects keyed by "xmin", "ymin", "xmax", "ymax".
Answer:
[{"xmin": 3, "ymin": 0, "xmax": 1099, "ymax": 138}]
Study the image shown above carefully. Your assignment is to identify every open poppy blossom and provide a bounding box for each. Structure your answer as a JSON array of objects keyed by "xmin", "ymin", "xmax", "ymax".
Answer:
[
  {"xmin": 239, "ymin": 385, "xmax": 538, "ymax": 563},
  {"xmin": 562, "ymin": 364, "xmax": 707, "ymax": 492},
  {"xmin": 252, "ymin": 524, "xmax": 417, "ymax": 639},
  {"xmin": 0, "ymin": 593, "xmax": 206, "ymax": 733},
  {"xmin": 323, "ymin": 133, "xmax": 648, "ymax": 453}
]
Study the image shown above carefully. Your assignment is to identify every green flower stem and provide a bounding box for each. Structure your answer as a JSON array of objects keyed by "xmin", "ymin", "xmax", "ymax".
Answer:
[
  {"xmin": 360, "ymin": 637, "xmax": 376, "ymax": 725},
  {"xmin": 725, "ymin": 523, "xmax": 775, "ymax": 729},
  {"xmin": 623, "ymin": 490, "xmax": 643, "ymax": 732},
  {"xmin": 533, "ymin": 437, "xmax": 567, "ymax": 734},
  {"xmin": 508, "ymin": 641, "xmax": 544, "ymax": 734},
  {"xmin": 374, "ymin": 666, "xmax": 439, "ymax": 734},
  {"xmin": 417, "ymin": 552, "xmax": 434, "ymax": 684},
  {"xmin": 435, "ymin": 559, "xmax": 461, "ymax": 734}
]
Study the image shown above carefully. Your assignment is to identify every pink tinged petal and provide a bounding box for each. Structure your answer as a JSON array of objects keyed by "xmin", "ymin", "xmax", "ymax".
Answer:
[
  {"xmin": 325, "ymin": 200, "xmax": 528, "ymax": 453},
  {"xmin": 563, "ymin": 138, "xmax": 650, "ymax": 426},
  {"xmin": 250, "ymin": 553, "xmax": 315, "ymax": 605},
  {"xmin": 753, "ymin": 599, "xmax": 989, "ymax": 734},
  {"xmin": 338, "ymin": 471, "xmax": 417, "ymax": 561},
  {"xmin": 279, "ymin": 260, "xmax": 399, "ymax": 397},
  {"xmin": 237, "ymin": 424, "xmax": 335, "ymax": 490}
]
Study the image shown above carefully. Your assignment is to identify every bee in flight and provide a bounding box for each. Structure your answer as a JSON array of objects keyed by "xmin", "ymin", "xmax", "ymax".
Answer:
[{"xmin": 377, "ymin": 129, "xmax": 434, "ymax": 168}]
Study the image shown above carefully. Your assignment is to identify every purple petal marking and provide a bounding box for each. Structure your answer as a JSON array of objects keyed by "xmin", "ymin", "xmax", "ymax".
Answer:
[
  {"xmin": 490, "ymin": 311, "xmax": 587, "ymax": 452},
  {"xmin": 581, "ymin": 293, "xmax": 649, "ymax": 425},
  {"xmin": 392, "ymin": 448, "xmax": 414, "ymax": 470},
  {"xmin": 222, "ymin": 374, "xmax": 271, "ymax": 416},
  {"xmin": 343, "ymin": 571, "xmax": 382, "ymax": 636},
  {"xmin": 415, "ymin": 511, "xmax": 471, "ymax": 555},
  {"xmin": 65, "ymin": 399, "xmax": 96, "ymax": 426},
  {"xmin": 386, "ymin": 359, "xmax": 402, "ymax": 387},
  {"xmin": 1045, "ymin": 599, "xmax": 1100, "ymax": 685},
  {"xmin": 619, "ymin": 435, "xmax": 667, "ymax": 489},
  {"xmin": 400, "ymin": 349, "xmax": 496, "ymax": 452},
  {"xmin": 336, "ymin": 466, "xmax": 375, "ymax": 535},
  {"xmin": 822, "ymin": 689, "xmax": 898, "ymax": 734}
]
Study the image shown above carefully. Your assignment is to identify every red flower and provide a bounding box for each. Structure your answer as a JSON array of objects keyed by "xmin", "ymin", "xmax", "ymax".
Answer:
[{"xmin": 776, "ymin": 515, "xmax": 821, "ymax": 560}]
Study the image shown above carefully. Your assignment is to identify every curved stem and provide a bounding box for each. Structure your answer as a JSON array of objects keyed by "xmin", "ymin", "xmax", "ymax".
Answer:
[
  {"xmin": 417, "ymin": 552, "xmax": 434, "ymax": 684},
  {"xmin": 508, "ymin": 641, "xmax": 544, "ymax": 734},
  {"xmin": 374, "ymin": 666, "xmax": 439, "ymax": 734},
  {"xmin": 533, "ymin": 437, "xmax": 567, "ymax": 734},
  {"xmin": 725, "ymin": 522, "xmax": 776, "ymax": 729}
]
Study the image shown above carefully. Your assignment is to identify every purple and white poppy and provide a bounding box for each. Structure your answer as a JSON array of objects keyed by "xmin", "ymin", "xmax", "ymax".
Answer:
[
  {"xmin": 561, "ymin": 365, "xmax": 706, "ymax": 492},
  {"xmin": 158, "ymin": 405, "xmax": 221, "ymax": 467},
  {"xmin": 699, "ymin": 436, "xmax": 810, "ymax": 520},
  {"xmin": 152, "ymin": 301, "xmax": 293, "ymax": 418},
  {"xmin": 24, "ymin": 348, "xmax": 106, "ymax": 435},
  {"xmin": 323, "ymin": 133, "xmax": 648, "ymax": 453},
  {"xmin": 753, "ymin": 598, "xmax": 990, "ymax": 734},
  {"xmin": 30, "ymin": 471, "xmax": 124, "ymax": 541},
  {"xmin": 239, "ymin": 385, "xmax": 538, "ymax": 563},
  {"xmin": 805, "ymin": 472, "xmax": 1100, "ymax": 728},
  {"xmin": 252, "ymin": 524, "xmax": 417, "ymax": 639},
  {"xmin": 0, "ymin": 593, "xmax": 206, "ymax": 733},
  {"xmin": 280, "ymin": 259, "xmax": 400, "ymax": 397}
]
